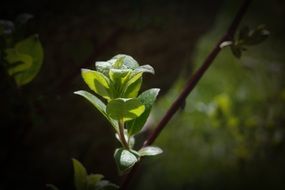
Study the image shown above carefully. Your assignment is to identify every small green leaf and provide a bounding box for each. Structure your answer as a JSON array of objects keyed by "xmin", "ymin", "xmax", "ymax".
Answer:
[
  {"xmin": 127, "ymin": 88, "xmax": 160, "ymax": 136},
  {"xmin": 112, "ymin": 56, "xmax": 124, "ymax": 69},
  {"xmin": 109, "ymin": 68, "xmax": 131, "ymax": 83},
  {"xmin": 108, "ymin": 68, "xmax": 132, "ymax": 98},
  {"xmin": 81, "ymin": 69, "xmax": 112, "ymax": 100},
  {"xmin": 87, "ymin": 174, "xmax": 104, "ymax": 183},
  {"xmin": 127, "ymin": 72, "xmax": 142, "ymax": 85},
  {"xmin": 5, "ymin": 48, "xmax": 33, "ymax": 65},
  {"xmin": 123, "ymin": 74, "xmax": 142, "ymax": 98},
  {"xmin": 133, "ymin": 65, "xmax": 155, "ymax": 75},
  {"xmin": 106, "ymin": 98, "xmax": 145, "ymax": 121},
  {"xmin": 5, "ymin": 48, "xmax": 33, "ymax": 75},
  {"xmin": 86, "ymin": 174, "xmax": 104, "ymax": 190},
  {"xmin": 4, "ymin": 34, "xmax": 43, "ymax": 86},
  {"xmin": 129, "ymin": 149, "xmax": 140, "ymax": 158},
  {"xmin": 95, "ymin": 61, "xmax": 112, "ymax": 76},
  {"xmin": 114, "ymin": 148, "xmax": 139, "ymax": 174},
  {"xmin": 74, "ymin": 90, "xmax": 118, "ymax": 131},
  {"xmin": 72, "ymin": 158, "xmax": 88, "ymax": 190},
  {"xmin": 138, "ymin": 146, "xmax": 163, "ymax": 156},
  {"xmin": 112, "ymin": 54, "xmax": 139, "ymax": 69},
  {"xmin": 94, "ymin": 180, "xmax": 119, "ymax": 190}
]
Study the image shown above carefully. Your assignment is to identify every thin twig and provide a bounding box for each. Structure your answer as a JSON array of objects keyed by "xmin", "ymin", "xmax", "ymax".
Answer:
[{"xmin": 120, "ymin": 0, "xmax": 251, "ymax": 189}]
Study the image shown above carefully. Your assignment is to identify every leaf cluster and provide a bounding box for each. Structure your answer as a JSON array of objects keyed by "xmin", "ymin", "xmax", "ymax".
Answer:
[
  {"xmin": 0, "ymin": 14, "xmax": 43, "ymax": 86},
  {"xmin": 220, "ymin": 25, "xmax": 270, "ymax": 58},
  {"xmin": 72, "ymin": 159, "xmax": 118, "ymax": 190},
  {"xmin": 75, "ymin": 54, "xmax": 162, "ymax": 174},
  {"xmin": 47, "ymin": 159, "xmax": 119, "ymax": 190}
]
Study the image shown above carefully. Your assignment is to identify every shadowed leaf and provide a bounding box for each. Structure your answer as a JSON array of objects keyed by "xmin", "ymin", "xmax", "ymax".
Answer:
[
  {"xmin": 106, "ymin": 98, "xmax": 145, "ymax": 121},
  {"xmin": 114, "ymin": 148, "xmax": 139, "ymax": 175},
  {"xmin": 5, "ymin": 34, "xmax": 43, "ymax": 86},
  {"xmin": 127, "ymin": 88, "xmax": 160, "ymax": 136},
  {"xmin": 72, "ymin": 159, "xmax": 87, "ymax": 190}
]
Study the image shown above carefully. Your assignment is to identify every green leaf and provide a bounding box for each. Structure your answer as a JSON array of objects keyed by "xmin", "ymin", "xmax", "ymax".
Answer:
[
  {"xmin": 87, "ymin": 174, "xmax": 104, "ymax": 183},
  {"xmin": 127, "ymin": 72, "xmax": 143, "ymax": 84},
  {"xmin": 123, "ymin": 74, "xmax": 142, "ymax": 98},
  {"xmin": 108, "ymin": 68, "xmax": 132, "ymax": 98},
  {"xmin": 138, "ymin": 146, "xmax": 163, "ymax": 156},
  {"xmin": 74, "ymin": 90, "xmax": 118, "ymax": 131},
  {"xmin": 5, "ymin": 48, "xmax": 33, "ymax": 75},
  {"xmin": 109, "ymin": 68, "xmax": 131, "ymax": 83},
  {"xmin": 114, "ymin": 148, "xmax": 139, "ymax": 174},
  {"xmin": 106, "ymin": 98, "xmax": 145, "ymax": 121},
  {"xmin": 81, "ymin": 69, "xmax": 112, "ymax": 100},
  {"xmin": 127, "ymin": 88, "xmax": 160, "ymax": 136},
  {"xmin": 86, "ymin": 174, "xmax": 104, "ymax": 190},
  {"xmin": 112, "ymin": 54, "xmax": 139, "ymax": 69},
  {"xmin": 129, "ymin": 149, "xmax": 140, "ymax": 158},
  {"xmin": 95, "ymin": 61, "xmax": 112, "ymax": 76},
  {"xmin": 112, "ymin": 56, "xmax": 124, "ymax": 69},
  {"xmin": 72, "ymin": 158, "xmax": 88, "ymax": 190},
  {"xmin": 5, "ymin": 34, "xmax": 43, "ymax": 86},
  {"xmin": 133, "ymin": 65, "xmax": 155, "ymax": 75}
]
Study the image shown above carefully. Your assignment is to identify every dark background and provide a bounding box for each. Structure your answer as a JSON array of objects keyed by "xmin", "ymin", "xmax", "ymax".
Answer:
[{"xmin": 1, "ymin": 0, "xmax": 285, "ymax": 190}]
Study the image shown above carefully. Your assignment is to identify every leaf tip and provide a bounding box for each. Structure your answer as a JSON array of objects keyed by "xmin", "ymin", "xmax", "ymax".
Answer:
[
  {"xmin": 81, "ymin": 68, "xmax": 89, "ymax": 73},
  {"xmin": 73, "ymin": 90, "xmax": 80, "ymax": 95},
  {"xmin": 138, "ymin": 146, "xmax": 163, "ymax": 157}
]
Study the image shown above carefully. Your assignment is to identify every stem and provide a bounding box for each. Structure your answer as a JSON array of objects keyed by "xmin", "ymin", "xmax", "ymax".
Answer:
[
  {"xmin": 119, "ymin": 120, "xmax": 129, "ymax": 149},
  {"xmin": 120, "ymin": 0, "xmax": 251, "ymax": 189}
]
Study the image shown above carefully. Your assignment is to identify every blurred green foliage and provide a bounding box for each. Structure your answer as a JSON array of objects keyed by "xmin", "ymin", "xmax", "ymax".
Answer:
[
  {"xmin": 72, "ymin": 159, "xmax": 118, "ymax": 190},
  {"xmin": 5, "ymin": 34, "xmax": 43, "ymax": 86},
  {"xmin": 48, "ymin": 159, "xmax": 119, "ymax": 190},
  {"xmin": 136, "ymin": 1, "xmax": 285, "ymax": 190},
  {"xmin": 0, "ymin": 14, "xmax": 43, "ymax": 86}
]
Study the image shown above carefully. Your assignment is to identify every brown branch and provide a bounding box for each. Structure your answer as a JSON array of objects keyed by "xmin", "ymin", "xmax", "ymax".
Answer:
[{"xmin": 120, "ymin": 0, "xmax": 251, "ymax": 189}]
